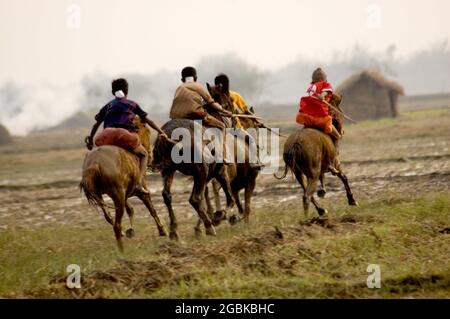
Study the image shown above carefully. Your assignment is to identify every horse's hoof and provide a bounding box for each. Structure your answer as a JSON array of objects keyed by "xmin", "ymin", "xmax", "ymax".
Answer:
[
  {"xmin": 125, "ymin": 228, "xmax": 135, "ymax": 239},
  {"xmin": 213, "ymin": 210, "xmax": 227, "ymax": 224},
  {"xmin": 317, "ymin": 189, "xmax": 327, "ymax": 198},
  {"xmin": 317, "ymin": 208, "xmax": 328, "ymax": 216},
  {"xmin": 228, "ymin": 214, "xmax": 239, "ymax": 226},
  {"xmin": 194, "ymin": 227, "xmax": 202, "ymax": 239},
  {"xmin": 348, "ymin": 199, "xmax": 358, "ymax": 206},
  {"xmin": 159, "ymin": 228, "xmax": 168, "ymax": 237},
  {"xmin": 169, "ymin": 231, "xmax": 179, "ymax": 241},
  {"xmin": 205, "ymin": 226, "xmax": 217, "ymax": 236}
]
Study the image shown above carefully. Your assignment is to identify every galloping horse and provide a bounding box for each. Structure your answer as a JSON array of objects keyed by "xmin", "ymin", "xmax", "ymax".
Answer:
[
  {"xmin": 80, "ymin": 117, "xmax": 167, "ymax": 252},
  {"xmin": 277, "ymin": 94, "xmax": 357, "ymax": 219},
  {"xmin": 152, "ymin": 117, "xmax": 235, "ymax": 240},
  {"xmin": 204, "ymin": 84, "xmax": 261, "ymax": 226}
]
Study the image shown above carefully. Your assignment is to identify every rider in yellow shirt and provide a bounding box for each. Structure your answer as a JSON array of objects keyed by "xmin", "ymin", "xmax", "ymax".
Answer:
[{"xmin": 214, "ymin": 74, "xmax": 262, "ymax": 169}]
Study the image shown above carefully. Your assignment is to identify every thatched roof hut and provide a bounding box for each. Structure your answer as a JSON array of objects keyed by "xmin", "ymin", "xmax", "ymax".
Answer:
[
  {"xmin": 336, "ymin": 70, "xmax": 404, "ymax": 120},
  {"xmin": 0, "ymin": 123, "xmax": 12, "ymax": 145}
]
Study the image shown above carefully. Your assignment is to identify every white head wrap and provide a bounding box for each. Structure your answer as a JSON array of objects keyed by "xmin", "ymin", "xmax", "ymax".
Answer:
[{"xmin": 114, "ymin": 90, "xmax": 125, "ymax": 98}]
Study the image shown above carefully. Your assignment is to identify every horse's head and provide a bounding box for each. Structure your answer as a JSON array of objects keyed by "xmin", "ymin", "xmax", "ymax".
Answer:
[
  {"xmin": 133, "ymin": 116, "xmax": 151, "ymax": 151},
  {"xmin": 329, "ymin": 93, "xmax": 344, "ymax": 136}
]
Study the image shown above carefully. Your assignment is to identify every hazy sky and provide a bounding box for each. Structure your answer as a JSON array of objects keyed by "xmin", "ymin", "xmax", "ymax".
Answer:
[{"xmin": 1, "ymin": 0, "xmax": 450, "ymax": 86}]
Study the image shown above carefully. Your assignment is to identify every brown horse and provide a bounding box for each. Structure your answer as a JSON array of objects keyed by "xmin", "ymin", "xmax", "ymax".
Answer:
[
  {"xmin": 276, "ymin": 94, "xmax": 357, "ymax": 219},
  {"xmin": 152, "ymin": 117, "xmax": 236, "ymax": 240},
  {"xmin": 80, "ymin": 118, "xmax": 167, "ymax": 252},
  {"xmin": 204, "ymin": 84, "xmax": 261, "ymax": 226}
]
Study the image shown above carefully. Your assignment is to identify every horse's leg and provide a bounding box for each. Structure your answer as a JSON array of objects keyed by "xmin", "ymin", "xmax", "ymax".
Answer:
[
  {"xmin": 233, "ymin": 189, "xmax": 244, "ymax": 216},
  {"xmin": 336, "ymin": 170, "xmax": 358, "ymax": 206},
  {"xmin": 99, "ymin": 198, "xmax": 114, "ymax": 226},
  {"xmin": 243, "ymin": 177, "xmax": 256, "ymax": 224},
  {"xmin": 205, "ymin": 185, "xmax": 214, "ymax": 217},
  {"xmin": 112, "ymin": 193, "xmax": 126, "ymax": 252},
  {"xmin": 124, "ymin": 201, "xmax": 135, "ymax": 238},
  {"xmin": 214, "ymin": 165, "xmax": 235, "ymax": 209},
  {"xmin": 311, "ymin": 195, "xmax": 327, "ymax": 216},
  {"xmin": 212, "ymin": 179, "xmax": 222, "ymax": 210},
  {"xmin": 317, "ymin": 174, "xmax": 327, "ymax": 198},
  {"xmin": 162, "ymin": 169, "xmax": 178, "ymax": 241},
  {"xmin": 136, "ymin": 192, "xmax": 167, "ymax": 237},
  {"xmin": 190, "ymin": 168, "xmax": 216, "ymax": 237},
  {"xmin": 293, "ymin": 170, "xmax": 308, "ymax": 219},
  {"xmin": 303, "ymin": 176, "xmax": 319, "ymax": 220},
  {"xmin": 194, "ymin": 218, "xmax": 203, "ymax": 239}
]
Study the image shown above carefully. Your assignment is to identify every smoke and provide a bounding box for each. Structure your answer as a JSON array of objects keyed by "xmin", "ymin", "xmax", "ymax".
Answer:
[
  {"xmin": 0, "ymin": 83, "xmax": 82, "ymax": 136},
  {"xmin": 1, "ymin": 41, "xmax": 449, "ymax": 136}
]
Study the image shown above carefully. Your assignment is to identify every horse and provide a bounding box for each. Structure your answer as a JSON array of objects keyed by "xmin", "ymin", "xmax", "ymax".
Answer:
[
  {"xmin": 276, "ymin": 94, "xmax": 357, "ymax": 219},
  {"xmin": 204, "ymin": 83, "xmax": 262, "ymax": 226},
  {"xmin": 80, "ymin": 117, "xmax": 167, "ymax": 252},
  {"xmin": 152, "ymin": 116, "xmax": 236, "ymax": 240}
]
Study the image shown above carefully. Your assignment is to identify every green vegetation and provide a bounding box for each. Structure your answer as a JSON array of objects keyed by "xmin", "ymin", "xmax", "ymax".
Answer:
[{"xmin": 1, "ymin": 193, "xmax": 448, "ymax": 298}]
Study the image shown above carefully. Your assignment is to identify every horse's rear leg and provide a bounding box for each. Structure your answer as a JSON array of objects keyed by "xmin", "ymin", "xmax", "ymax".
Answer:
[
  {"xmin": 99, "ymin": 199, "xmax": 114, "ymax": 226},
  {"xmin": 205, "ymin": 185, "xmax": 214, "ymax": 217},
  {"xmin": 215, "ymin": 166, "xmax": 235, "ymax": 209},
  {"xmin": 190, "ymin": 171, "xmax": 216, "ymax": 237},
  {"xmin": 336, "ymin": 170, "xmax": 358, "ymax": 206},
  {"xmin": 112, "ymin": 196, "xmax": 125, "ymax": 252},
  {"xmin": 317, "ymin": 174, "xmax": 327, "ymax": 198},
  {"xmin": 124, "ymin": 201, "xmax": 135, "ymax": 238},
  {"xmin": 243, "ymin": 178, "xmax": 256, "ymax": 224},
  {"xmin": 162, "ymin": 169, "xmax": 178, "ymax": 241},
  {"xmin": 303, "ymin": 177, "xmax": 319, "ymax": 220},
  {"xmin": 212, "ymin": 179, "xmax": 222, "ymax": 210},
  {"xmin": 311, "ymin": 196, "xmax": 327, "ymax": 216},
  {"xmin": 137, "ymin": 193, "xmax": 167, "ymax": 237}
]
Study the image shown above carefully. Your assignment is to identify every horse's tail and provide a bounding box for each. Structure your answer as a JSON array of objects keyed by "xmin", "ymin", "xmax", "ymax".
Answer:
[
  {"xmin": 274, "ymin": 142, "xmax": 301, "ymax": 180},
  {"xmin": 79, "ymin": 163, "xmax": 103, "ymax": 207}
]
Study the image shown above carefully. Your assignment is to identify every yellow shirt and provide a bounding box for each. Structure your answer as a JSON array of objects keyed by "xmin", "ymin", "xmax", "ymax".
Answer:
[{"xmin": 229, "ymin": 90, "xmax": 249, "ymax": 128}]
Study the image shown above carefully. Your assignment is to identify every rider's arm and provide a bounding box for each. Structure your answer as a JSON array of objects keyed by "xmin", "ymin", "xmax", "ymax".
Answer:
[
  {"xmin": 144, "ymin": 117, "xmax": 168, "ymax": 137},
  {"xmin": 86, "ymin": 104, "xmax": 108, "ymax": 150}
]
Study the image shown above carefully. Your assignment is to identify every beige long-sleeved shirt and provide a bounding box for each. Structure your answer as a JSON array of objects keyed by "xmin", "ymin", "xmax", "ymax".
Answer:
[{"xmin": 170, "ymin": 82, "xmax": 214, "ymax": 119}]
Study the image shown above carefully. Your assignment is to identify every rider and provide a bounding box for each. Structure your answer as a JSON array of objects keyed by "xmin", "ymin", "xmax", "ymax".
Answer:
[
  {"xmin": 170, "ymin": 66, "xmax": 233, "ymax": 162},
  {"xmin": 296, "ymin": 68, "xmax": 341, "ymax": 142},
  {"xmin": 214, "ymin": 73, "xmax": 263, "ymax": 168},
  {"xmin": 85, "ymin": 78, "xmax": 169, "ymax": 194}
]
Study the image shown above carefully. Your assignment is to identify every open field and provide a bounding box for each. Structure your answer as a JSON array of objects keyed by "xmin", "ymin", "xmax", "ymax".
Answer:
[{"xmin": 0, "ymin": 104, "xmax": 449, "ymax": 298}]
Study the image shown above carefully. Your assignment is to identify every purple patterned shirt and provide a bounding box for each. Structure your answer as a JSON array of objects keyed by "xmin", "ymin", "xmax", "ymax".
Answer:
[{"xmin": 95, "ymin": 97, "xmax": 147, "ymax": 132}]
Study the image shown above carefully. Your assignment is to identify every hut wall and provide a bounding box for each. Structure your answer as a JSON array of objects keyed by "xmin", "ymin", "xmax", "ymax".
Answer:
[{"xmin": 340, "ymin": 80, "xmax": 394, "ymax": 120}]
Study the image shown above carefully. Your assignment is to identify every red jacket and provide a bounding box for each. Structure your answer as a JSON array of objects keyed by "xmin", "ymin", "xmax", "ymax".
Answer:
[{"xmin": 299, "ymin": 81, "xmax": 333, "ymax": 117}]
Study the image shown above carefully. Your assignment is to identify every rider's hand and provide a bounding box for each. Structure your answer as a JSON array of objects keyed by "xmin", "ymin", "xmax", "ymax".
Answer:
[
  {"xmin": 85, "ymin": 136, "xmax": 93, "ymax": 150},
  {"xmin": 221, "ymin": 110, "xmax": 232, "ymax": 117},
  {"xmin": 317, "ymin": 94, "xmax": 325, "ymax": 101}
]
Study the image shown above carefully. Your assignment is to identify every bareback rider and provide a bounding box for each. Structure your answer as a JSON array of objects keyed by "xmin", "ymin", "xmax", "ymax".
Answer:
[
  {"xmin": 169, "ymin": 66, "xmax": 233, "ymax": 162},
  {"xmin": 296, "ymin": 68, "xmax": 341, "ymax": 143},
  {"xmin": 214, "ymin": 73, "xmax": 263, "ymax": 169},
  {"xmin": 85, "ymin": 78, "xmax": 169, "ymax": 194}
]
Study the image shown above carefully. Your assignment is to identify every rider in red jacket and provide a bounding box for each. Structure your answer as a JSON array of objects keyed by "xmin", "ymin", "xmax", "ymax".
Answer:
[{"xmin": 296, "ymin": 68, "xmax": 341, "ymax": 140}]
